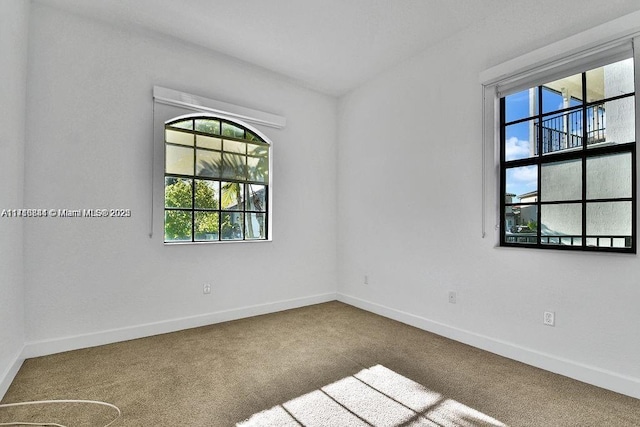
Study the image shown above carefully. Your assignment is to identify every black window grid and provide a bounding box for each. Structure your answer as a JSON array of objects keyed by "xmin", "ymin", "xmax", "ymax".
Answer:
[
  {"xmin": 500, "ymin": 74, "xmax": 636, "ymax": 253},
  {"xmin": 164, "ymin": 117, "xmax": 269, "ymax": 243}
]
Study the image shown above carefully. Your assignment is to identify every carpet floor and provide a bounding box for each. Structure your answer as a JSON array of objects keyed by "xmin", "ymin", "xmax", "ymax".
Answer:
[{"xmin": 1, "ymin": 301, "xmax": 639, "ymax": 426}]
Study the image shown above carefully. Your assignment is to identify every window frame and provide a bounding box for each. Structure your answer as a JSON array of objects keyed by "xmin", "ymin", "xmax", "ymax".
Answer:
[
  {"xmin": 499, "ymin": 67, "xmax": 637, "ymax": 252},
  {"xmin": 479, "ymin": 18, "xmax": 640, "ymax": 253},
  {"xmin": 163, "ymin": 114, "xmax": 272, "ymax": 244}
]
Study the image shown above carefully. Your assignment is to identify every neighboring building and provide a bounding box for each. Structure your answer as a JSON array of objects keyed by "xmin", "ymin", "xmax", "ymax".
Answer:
[
  {"xmin": 517, "ymin": 191, "xmax": 538, "ymax": 229},
  {"xmin": 504, "ymin": 193, "xmax": 516, "ymax": 232}
]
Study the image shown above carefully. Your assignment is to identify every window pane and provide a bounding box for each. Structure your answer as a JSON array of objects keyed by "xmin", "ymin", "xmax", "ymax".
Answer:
[
  {"xmin": 224, "ymin": 139, "xmax": 246, "ymax": 154},
  {"xmin": 170, "ymin": 120, "xmax": 193, "ymax": 130},
  {"xmin": 539, "ymin": 109, "xmax": 583, "ymax": 154},
  {"xmin": 221, "ymin": 212, "xmax": 244, "ymax": 240},
  {"xmin": 166, "ymin": 145, "xmax": 193, "ymax": 175},
  {"xmin": 504, "ymin": 209, "xmax": 516, "ymax": 236},
  {"xmin": 542, "ymin": 87, "xmax": 563, "ymax": 114},
  {"xmin": 587, "ymin": 152, "xmax": 632, "ymax": 199},
  {"xmin": 245, "ymin": 213, "xmax": 266, "ymax": 239},
  {"xmin": 585, "ymin": 103, "xmax": 606, "ymax": 145},
  {"xmin": 518, "ymin": 205, "xmax": 538, "ymax": 231},
  {"xmin": 506, "ymin": 165, "xmax": 537, "ymax": 201},
  {"xmin": 221, "ymin": 182, "xmax": 244, "ymax": 210},
  {"xmin": 588, "ymin": 96, "xmax": 635, "ymax": 148},
  {"xmin": 247, "ymin": 156, "xmax": 268, "ymax": 182},
  {"xmin": 165, "ymin": 210, "xmax": 192, "ymax": 242},
  {"xmin": 165, "ymin": 177, "xmax": 192, "ymax": 208},
  {"xmin": 505, "ymin": 121, "xmax": 535, "ymax": 160},
  {"xmin": 586, "ymin": 57, "xmax": 634, "ymax": 102},
  {"xmin": 541, "ymin": 203, "xmax": 582, "ymax": 238},
  {"xmin": 247, "ymin": 144, "xmax": 269, "ymax": 182},
  {"xmin": 195, "ymin": 212, "xmax": 219, "ymax": 241},
  {"xmin": 542, "ymin": 73, "xmax": 582, "ymax": 114},
  {"xmin": 246, "ymin": 184, "xmax": 266, "ymax": 211},
  {"xmin": 166, "ymin": 129, "xmax": 194, "ymax": 146},
  {"xmin": 562, "ymin": 236, "xmax": 582, "ymax": 246},
  {"xmin": 222, "ymin": 154, "xmax": 247, "ymax": 180},
  {"xmin": 195, "ymin": 119, "xmax": 220, "ymax": 135},
  {"xmin": 222, "ymin": 122, "xmax": 244, "ymax": 139},
  {"xmin": 541, "ymin": 159, "xmax": 581, "ymax": 202},
  {"xmin": 504, "ymin": 209, "xmax": 536, "ymax": 244},
  {"xmin": 505, "ymin": 89, "xmax": 537, "ymax": 122},
  {"xmin": 504, "ymin": 233, "xmax": 537, "ymax": 245},
  {"xmin": 195, "ymin": 180, "xmax": 219, "ymax": 209},
  {"xmin": 586, "ymin": 201, "xmax": 632, "ymax": 236},
  {"xmin": 540, "ymin": 234, "xmax": 583, "ymax": 247},
  {"xmin": 504, "ymin": 202, "xmax": 538, "ymax": 244},
  {"xmin": 196, "ymin": 135, "xmax": 222, "ymax": 150},
  {"xmin": 246, "ymin": 131, "xmax": 260, "ymax": 142},
  {"xmin": 247, "ymin": 143, "xmax": 268, "ymax": 157},
  {"xmin": 195, "ymin": 149, "xmax": 222, "ymax": 177},
  {"xmin": 586, "ymin": 236, "xmax": 630, "ymax": 248}
]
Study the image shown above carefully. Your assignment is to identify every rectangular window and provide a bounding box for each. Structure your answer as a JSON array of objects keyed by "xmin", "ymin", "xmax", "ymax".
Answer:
[{"xmin": 500, "ymin": 57, "xmax": 636, "ymax": 252}]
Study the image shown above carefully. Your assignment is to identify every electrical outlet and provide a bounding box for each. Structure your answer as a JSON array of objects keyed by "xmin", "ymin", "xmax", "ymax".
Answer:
[
  {"xmin": 448, "ymin": 291, "xmax": 457, "ymax": 304},
  {"xmin": 203, "ymin": 283, "xmax": 211, "ymax": 294},
  {"xmin": 543, "ymin": 311, "xmax": 555, "ymax": 326}
]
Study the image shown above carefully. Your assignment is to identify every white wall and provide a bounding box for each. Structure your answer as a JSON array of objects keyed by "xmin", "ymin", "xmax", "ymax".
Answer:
[
  {"xmin": 22, "ymin": 3, "xmax": 338, "ymax": 353},
  {"xmin": 337, "ymin": 1, "xmax": 640, "ymax": 398},
  {"xmin": 7, "ymin": 0, "xmax": 640, "ymax": 401},
  {"xmin": 0, "ymin": 0, "xmax": 29, "ymax": 396}
]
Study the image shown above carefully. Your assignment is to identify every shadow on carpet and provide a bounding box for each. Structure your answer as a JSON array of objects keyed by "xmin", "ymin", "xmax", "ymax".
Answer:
[{"xmin": 237, "ymin": 365, "xmax": 507, "ymax": 427}]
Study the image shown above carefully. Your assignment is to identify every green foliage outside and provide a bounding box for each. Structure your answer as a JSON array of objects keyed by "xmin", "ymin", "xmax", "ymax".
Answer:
[
  {"xmin": 195, "ymin": 119, "xmax": 219, "ymax": 134},
  {"xmin": 221, "ymin": 212, "xmax": 243, "ymax": 240},
  {"xmin": 164, "ymin": 179, "xmax": 219, "ymax": 240}
]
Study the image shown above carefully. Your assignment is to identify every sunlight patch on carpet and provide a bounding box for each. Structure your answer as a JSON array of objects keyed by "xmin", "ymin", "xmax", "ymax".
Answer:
[{"xmin": 237, "ymin": 365, "xmax": 507, "ymax": 427}]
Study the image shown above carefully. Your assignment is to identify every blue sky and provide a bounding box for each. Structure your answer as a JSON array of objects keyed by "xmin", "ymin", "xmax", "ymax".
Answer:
[
  {"xmin": 503, "ymin": 88, "xmax": 570, "ymax": 200},
  {"xmin": 504, "ymin": 89, "xmax": 537, "ymax": 200}
]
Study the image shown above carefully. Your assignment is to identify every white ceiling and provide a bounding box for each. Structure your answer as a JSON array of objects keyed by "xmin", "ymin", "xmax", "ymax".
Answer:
[
  {"xmin": 34, "ymin": 1, "xmax": 640, "ymax": 96},
  {"xmin": 35, "ymin": 0, "xmax": 514, "ymax": 96}
]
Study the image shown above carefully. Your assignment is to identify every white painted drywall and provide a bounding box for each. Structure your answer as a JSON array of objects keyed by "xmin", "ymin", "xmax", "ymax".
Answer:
[
  {"xmin": 0, "ymin": 0, "xmax": 30, "ymax": 396},
  {"xmin": 23, "ymin": 4, "xmax": 338, "ymax": 346},
  {"xmin": 337, "ymin": 2, "xmax": 640, "ymax": 397},
  {"xmin": 0, "ymin": 0, "xmax": 29, "ymax": 396}
]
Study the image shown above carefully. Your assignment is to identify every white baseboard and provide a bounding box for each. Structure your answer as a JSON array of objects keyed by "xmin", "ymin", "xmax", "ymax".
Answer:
[
  {"xmin": 15, "ymin": 292, "xmax": 640, "ymax": 400},
  {"xmin": 337, "ymin": 293, "xmax": 640, "ymax": 400},
  {"xmin": 23, "ymin": 292, "xmax": 337, "ymax": 359},
  {"xmin": 0, "ymin": 349, "xmax": 25, "ymax": 400}
]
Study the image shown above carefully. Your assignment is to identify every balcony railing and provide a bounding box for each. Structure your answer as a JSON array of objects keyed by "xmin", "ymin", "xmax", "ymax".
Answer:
[
  {"xmin": 534, "ymin": 103, "xmax": 606, "ymax": 154},
  {"xmin": 505, "ymin": 232, "xmax": 631, "ymax": 248}
]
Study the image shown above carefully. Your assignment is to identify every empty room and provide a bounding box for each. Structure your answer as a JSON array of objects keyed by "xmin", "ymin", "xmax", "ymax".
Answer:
[{"xmin": 2, "ymin": 0, "xmax": 640, "ymax": 425}]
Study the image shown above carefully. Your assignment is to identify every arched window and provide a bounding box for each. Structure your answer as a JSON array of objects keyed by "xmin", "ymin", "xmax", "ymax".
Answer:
[{"xmin": 163, "ymin": 115, "xmax": 270, "ymax": 243}]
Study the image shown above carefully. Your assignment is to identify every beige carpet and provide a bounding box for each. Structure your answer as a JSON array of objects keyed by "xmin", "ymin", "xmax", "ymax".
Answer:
[
  {"xmin": 1, "ymin": 301, "xmax": 639, "ymax": 426},
  {"xmin": 238, "ymin": 364, "xmax": 506, "ymax": 426}
]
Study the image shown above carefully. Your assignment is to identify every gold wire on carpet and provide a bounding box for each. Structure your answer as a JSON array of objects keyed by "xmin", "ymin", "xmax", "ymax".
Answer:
[{"xmin": 0, "ymin": 399, "xmax": 121, "ymax": 427}]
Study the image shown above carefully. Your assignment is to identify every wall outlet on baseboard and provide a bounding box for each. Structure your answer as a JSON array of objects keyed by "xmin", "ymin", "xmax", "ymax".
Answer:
[
  {"xmin": 544, "ymin": 311, "xmax": 555, "ymax": 326},
  {"xmin": 203, "ymin": 283, "xmax": 211, "ymax": 294},
  {"xmin": 448, "ymin": 291, "xmax": 457, "ymax": 304}
]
